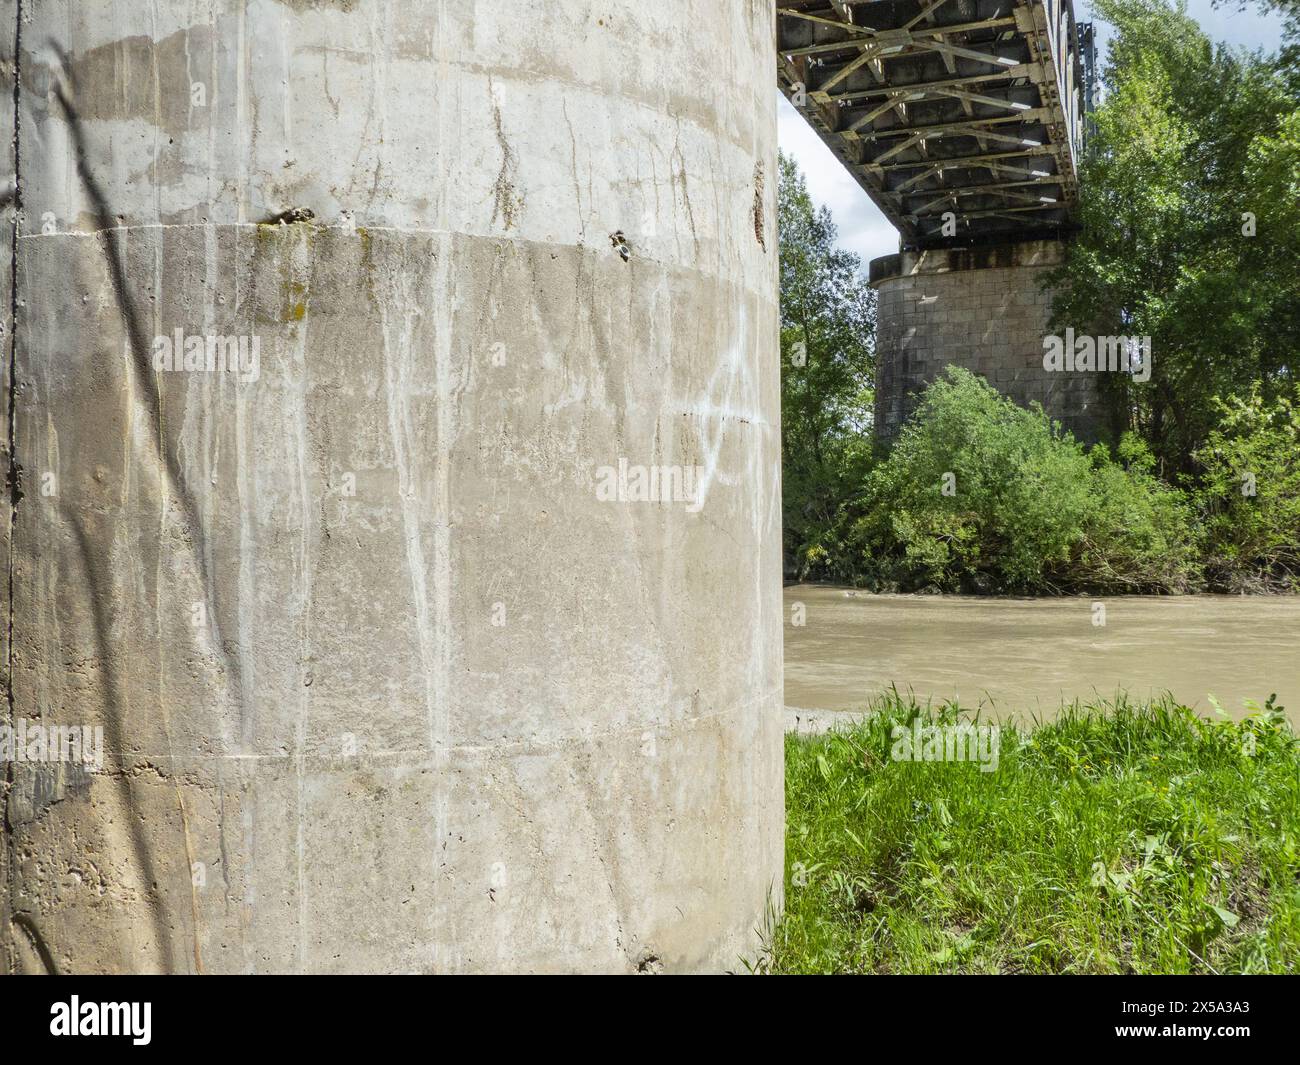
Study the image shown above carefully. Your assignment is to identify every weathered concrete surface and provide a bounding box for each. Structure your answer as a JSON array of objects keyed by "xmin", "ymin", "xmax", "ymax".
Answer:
[
  {"xmin": 0, "ymin": 0, "xmax": 16, "ymax": 972},
  {"xmin": 870, "ymin": 239, "xmax": 1101, "ymax": 440},
  {"xmin": 2, "ymin": 0, "xmax": 783, "ymax": 973}
]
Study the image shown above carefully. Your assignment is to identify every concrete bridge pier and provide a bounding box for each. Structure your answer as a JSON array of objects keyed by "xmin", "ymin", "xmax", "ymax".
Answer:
[
  {"xmin": 2, "ymin": 0, "xmax": 783, "ymax": 973},
  {"xmin": 870, "ymin": 240, "xmax": 1101, "ymax": 441}
]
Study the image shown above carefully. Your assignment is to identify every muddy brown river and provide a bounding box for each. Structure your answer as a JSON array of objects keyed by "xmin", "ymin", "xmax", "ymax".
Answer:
[{"xmin": 783, "ymin": 585, "xmax": 1300, "ymax": 725}]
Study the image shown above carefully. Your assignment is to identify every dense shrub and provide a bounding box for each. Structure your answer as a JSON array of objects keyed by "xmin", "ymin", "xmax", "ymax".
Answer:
[
  {"xmin": 838, "ymin": 368, "xmax": 1200, "ymax": 593},
  {"xmin": 788, "ymin": 368, "xmax": 1300, "ymax": 595},
  {"xmin": 1193, "ymin": 388, "xmax": 1300, "ymax": 591}
]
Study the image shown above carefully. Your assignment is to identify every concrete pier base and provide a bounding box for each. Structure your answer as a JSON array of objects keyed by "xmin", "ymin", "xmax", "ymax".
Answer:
[{"xmin": 2, "ymin": 0, "xmax": 783, "ymax": 974}]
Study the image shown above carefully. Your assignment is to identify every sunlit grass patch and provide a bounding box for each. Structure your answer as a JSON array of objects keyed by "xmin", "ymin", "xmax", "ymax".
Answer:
[{"xmin": 757, "ymin": 691, "xmax": 1300, "ymax": 974}]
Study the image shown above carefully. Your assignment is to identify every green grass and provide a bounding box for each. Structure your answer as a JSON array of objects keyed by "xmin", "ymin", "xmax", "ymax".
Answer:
[{"xmin": 757, "ymin": 691, "xmax": 1300, "ymax": 974}]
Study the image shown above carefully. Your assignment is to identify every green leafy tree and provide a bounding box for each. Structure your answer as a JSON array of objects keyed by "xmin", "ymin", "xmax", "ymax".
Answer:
[
  {"xmin": 1049, "ymin": 0, "xmax": 1300, "ymax": 473},
  {"xmin": 1193, "ymin": 388, "xmax": 1300, "ymax": 589},
  {"xmin": 778, "ymin": 151, "xmax": 876, "ymax": 576}
]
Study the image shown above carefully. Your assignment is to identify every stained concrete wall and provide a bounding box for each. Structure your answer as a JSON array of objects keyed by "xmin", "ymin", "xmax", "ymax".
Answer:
[
  {"xmin": 870, "ymin": 240, "xmax": 1101, "ymax": 441},
  {"xmin": 1, "ymin": 0, "xmax": 784, "ymax": 973}
]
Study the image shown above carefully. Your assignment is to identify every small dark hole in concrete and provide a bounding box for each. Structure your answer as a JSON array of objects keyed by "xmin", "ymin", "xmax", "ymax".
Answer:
[{"xmin": 264, "ymin": 207, "xmax": 316, "ymax": 226}]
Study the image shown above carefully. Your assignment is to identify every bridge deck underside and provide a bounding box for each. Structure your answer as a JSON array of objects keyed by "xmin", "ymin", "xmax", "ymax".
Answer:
[{"xmin": 777, "ymin": 0, "xmax": 1088, "ymax": 249}]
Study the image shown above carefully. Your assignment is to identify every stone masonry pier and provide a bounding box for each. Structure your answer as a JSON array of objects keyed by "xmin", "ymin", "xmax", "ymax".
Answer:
[{"xmin": 870, "ymin": 240, "xmax": 1100, "ymax": 439}]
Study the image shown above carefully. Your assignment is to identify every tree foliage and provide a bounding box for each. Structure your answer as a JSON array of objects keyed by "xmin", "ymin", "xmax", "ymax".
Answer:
[
  {"xmin": 1049, "ymin": 0, "xmax": 1300, "ymax": 474},
  {"xmin": 1193, "ymin": 388, "xmax": 1300, "ymax": 589},
  {"xmin": 778, "ymin": 151, "xmax": 876, "ymax": 574}
]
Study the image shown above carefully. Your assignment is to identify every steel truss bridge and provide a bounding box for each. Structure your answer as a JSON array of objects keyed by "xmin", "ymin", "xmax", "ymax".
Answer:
[{"xmin": 777, "ymin": 0, "xmax": 1096, "ymax": 250}]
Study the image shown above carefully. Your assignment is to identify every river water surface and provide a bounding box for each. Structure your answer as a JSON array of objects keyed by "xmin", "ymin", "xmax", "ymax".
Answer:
[{"xmin": 784, "ymin": 585, "xmax": 1300, "ymax": 725}]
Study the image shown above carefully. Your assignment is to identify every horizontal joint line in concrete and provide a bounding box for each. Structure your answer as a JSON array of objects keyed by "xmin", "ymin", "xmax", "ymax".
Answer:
[
  {"xmin": 56, "ymin": 683, "xmax": 786, "ymax": 767},
  {"xmin": 17, "ymin": 222, "xmax": 780, "ymax": 304}
]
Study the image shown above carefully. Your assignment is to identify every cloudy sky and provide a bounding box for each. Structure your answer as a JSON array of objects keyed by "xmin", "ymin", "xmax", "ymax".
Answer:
[{"xmin": 778, "ymin": 1, "xmax": 1288, "ymax": 267}]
